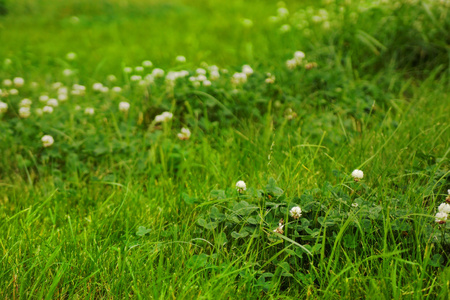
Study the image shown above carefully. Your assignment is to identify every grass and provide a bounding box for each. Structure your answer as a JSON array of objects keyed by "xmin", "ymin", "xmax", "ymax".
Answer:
[{"xmin": 0, "ymin": 0, "xmax": 450, "ymax": 298}]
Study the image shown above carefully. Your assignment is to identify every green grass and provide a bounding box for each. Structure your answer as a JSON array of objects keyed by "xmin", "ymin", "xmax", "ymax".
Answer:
[{"xmin": 1, "ymin": 0, "xmax": 450, "ymax": 298}]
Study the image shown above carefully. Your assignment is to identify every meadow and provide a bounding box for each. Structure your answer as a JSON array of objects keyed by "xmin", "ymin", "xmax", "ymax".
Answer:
[{"xmin": 0, "ymin": 0, "xmax": 450, "ymax": 298}]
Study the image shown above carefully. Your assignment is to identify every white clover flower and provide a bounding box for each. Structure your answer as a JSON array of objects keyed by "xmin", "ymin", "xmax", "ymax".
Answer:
[
  {"xmin": 290, "ymin": 206, "xmax": 302, "ymax": 219},
  {"xmin": 0, "ymin": 101, "xmax": 8, "ymax": 113},
  {"xmin": 112, "ymin": 86, "xmax": 122, "ymax": 93},
  {"xmin": 71, "ymin": 84, "xmax": 86, "ymax": 96},
  {"xmin": 236, "ymin": 180, "xmax": 247, "ymax": 192},
  {"xmin": 351, "ymin": 169, "xmax": 364, "ymax": 180},
  {"xmin": 265, "ymin": 73, "xmax": 276, "ymax": 84},
  {"xmin": 286, "ymin": 59, "xmax": 297, "ymax": 70},
  {"xmin": 135, "ymin": 66, "xmax": 144, "ymax": 72},
  {"xmin": 177, "ymin": 127, "xmax": 191, "ymax": 140},
  {"xmin": 123, "ymin": 67, "xmax": 132, "ymax": 73},
  {"xmin": 58, "ymin": 87, "xmax": 68, "ymax": 95},
  {"xmin": 351, "ymin": 203, "xmax": 359, "ymax": 208},
  {"xmin": 9, "ymin": 89, "xmax": 18, "ymax": 95},
  {"xmin": 43, "ymin": 106, "xmax": 54, "ymax": 114},
  {"xmin": 58, "ymin": 94, "xmax": 68, "ymax": 101},
  {"xmin": 196, "ymin": 68, "xmax": 207, "ymax": 75},
  {"xmin": 175, "ymin": 56, "xmax": 186, "ymax": 63},
  {"xmin": 152, "ymin": 68, "xmax": 165, "ymax": 78},
  {"xmin": 100, "ymin": 86, "xmax": 109, "ymax": 93},
  {"xmin": 39, "ymin": 95, "xmax": 49, "ymax": 102},
  {"xmin": 210, "ymin": 70, "xmax": 220, "ymax": 80},
  {"xmin": 107, "ymin": 74, "xmax": 117, "ymax": 82},
  {"xmin": 438, "ymin": 203, "xmax": 450, "ymax": 214},
  {"xmin": 13, "ymin": 77, "xmax": 24, "ymax": 87},
  {"xmin": 273, "ymin": 223, "xmax": 284, "ymax": 234},
  {"xmin": 142, "ymin": 60, "xmax": 153, "ymax": 67},
  {"xmin": 47, "ymin": 98, "xmax": 59, "ymax": 107},
  {"xmin": 20, "ymin": 98, "xmax": 32, "ymax": 107},
  {"xmin": 84, "ymin": 107, "xmax": 95, "ymax": 115},
  {"xmin": 66, "ymin": 52, "xmax": 77, "ymax": 60},
  {"xmin": 35, "ymin": 108, "xmax": 43, "ymax": 116},
  {"xmin": 52, "ymin": 82, "xmax": 63, "ymax": 89},
  {"xmin": 2, "ymin": 79, "xmax": 12, "ymax": 86},
  {"xmin": 19, "ymin": 106, "xmax": 31, "ymax": 118},
  {"xmin": 435, "ymin": 212, "xmax": 448, "ymax": 224},
  {"xmin": 242, "ymin": 65, "xmax": 253, "ymax": 75},
  {"xmin": 280, "ymin": 24, "xmax": 291, "ymax": 32},
  {"xmin": 231, "ymin": 72, "xmax": 247, "ymax": 85},
  {"xmin": 294, "ymin": 51, "xmax": 305, "ymax": 62},
  {"xmin": 75, "ymin": 105, "xmax": 81, "ymax": 111},
  {"xmin": 119, "ymin": 101, "xmax": 130, "ymax": 112},
  {"xmin": 41, "ymin": 135, "xmax": 54, "ymax": 147},
  {"xmin": 154, "ymin": 111, "xmax": 173, "ymax": 123},
  {"xmin": 202, "ymin": 80, "xmax": 212, "ymax": 87},
  {"xmin": 92, "ymin": 83, "xmax": 103, "ymax": 91},
  {"xmin": 63, "ymin": 69, "xmax": 73, "ymax": 77}
]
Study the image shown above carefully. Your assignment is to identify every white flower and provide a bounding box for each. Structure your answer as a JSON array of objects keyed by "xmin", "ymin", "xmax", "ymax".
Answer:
[
  {"xmin": 100, "ymin": 86, "xmax": 109, "ymax": 93},
  {"xmin": 202, "ymin": 80, "xmax": 212, "ymax": 87},
  {"xmin": 448, "ymin": 189, "xmax": 450, "ymax": 195},
  {"xmin": 177, "ymin": 127, "xmax": 191, "ymax": 140},
  {"xmin": 35, "ymin": 108, "xmax": 43, "ymax": 116},
  {"xmin": 9, "ymin": 89, "xmax": 18, "ymax": 95},
  {"xmin": 196, "ymin": 74, "xmax": 207, "ymax": 82},
  {"xmin": 41, "ymin": 135, "xmax": 54, "ymax": 147},
  {"xmin": 210, "ymin": 70, "xmax": 220, "ymax": 80},
  {"xmin": 92, "ymin": 83, "xmax": 103, "ymax": 91},
  {"xmin": 175, "ymin": 56, "xmax": 186, "ymax": 63},
  {"xmin": 13, "ymin": 77, "xmax": 24, "ymax": 87},
  {"xmin": 84, "ymin": 107, "xmax": 95, "ymax": 115},
  {"xmin": 152, "ymin": 68, "xmax": 165, "ymax": 78},
  {"xmin": 142, "ymin": 60, "xmax": 153, "ymax": 67},
  {"xmin": 435, "ymin": 212, "xmax": 448, "ymax": 224},
  {"xmin": 265, "ymin": 73, "xmax": 276, "ymax": 84},
  {"xmin": 196, "ymin": 68, "xmax": 207, "ymax": 75},
  {"xmin": 39, "ymin": 95, "xmax": 49, "ymax": 102},
  {"xmin": 290, "ymin": 206, "xmax": 302, "ymax": 219},
  {"xmin": 43, "ymin": 106, "xmax": 54, "ymax": 114},
  {"xmin": 2, "ymin": 79, "xmax": 12, "ymax": 86},
  {"xmin": 47, "ymin": 98, "xmax": 59, "ymax": 107},
  {"xmin": 351, "ymin": 203, "xmax": 359, "ymax": 208},
  {"xmin": 0, "ymin": 101, "xmax": 8, "ymax": 113},
  {"xmin": 63, "ymin": 69, "xmax": 73, "ymax": 77},
  {"xmin": 20, "ymin": 98, "xmax": 32, "ymax": 107},
  {"xmin": 119, "ymin": 101, "xmax": 130, "ymax": 112},
  {"xmin": 236, "ymin": 180, "xmax": 247, "ymax": 192},
  {"xmin": 66, "ymin": 52, "xmax": 77, "ymax": 60},
  {"xmin": 19, "ymin": 107, "xmax": 31, "ymax": 118},
  {"xmin": 438, "ymin": 203, "xmax": 450, "ymax": 214},
  {"xmin": 58, "ymin": 87, "xmax": 68, "ymax": 95},
  {"xmin": 242, "ymin": 65, "xmax": 253, "ymax": 75},
  {"xmin": 351, "ymin": 169, "xmax": 364, "ymax": 180},
  {"xmin": 130, "ymin": 75, "xmax": 142, "ymax": 82},
  {"xmin": 58, "ymin": 94, "xmax": 68, "ymax": 101},
  {"xmin": 154, "ymin": 111, "xmax": 173, "ymax": 123},
  {"xmin": 135, "ymin": 66, "xmax": 144, "ymax": 72},
  {"xmin": 123, "ymin": 67, "xmax": 132, "ymax": 73},
  {"xmin": 231, "ymin": 72, "xmax": 247, "ymax": 85},
  {"xmin": 112, "ymin": 86, "xmax": 122, "ymax": 93},
  {"xmin": 273, "ymin": 223, "xmax": 284, "ymax": 234},
  {"xmin": 294, "ymin": 51, "xmax": 305, "ymax": 62},
  {"xmin": 286, "ymin": 59, "xmax": 297, "ymax": 70},
  {"xmin": 4, "ymin": 58, "xmax": 12, "ymax": 65}
]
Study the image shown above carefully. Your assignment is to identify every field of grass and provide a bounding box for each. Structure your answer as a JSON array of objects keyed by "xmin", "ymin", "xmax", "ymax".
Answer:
[{"xmin": 1, "ymin": 0, "xmax": 450, "ymax": 298}]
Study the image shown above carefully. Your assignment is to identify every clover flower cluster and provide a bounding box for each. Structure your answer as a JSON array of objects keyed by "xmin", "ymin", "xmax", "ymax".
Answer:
[{"xmin": 436, "ymin": 191, "xmax": 450, "ymax": 224}]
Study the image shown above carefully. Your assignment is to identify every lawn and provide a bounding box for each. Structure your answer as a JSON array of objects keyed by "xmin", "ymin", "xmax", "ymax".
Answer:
[{"xmin": 1, "ymin": 0, "xmax": 450, "ymax": 298}]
